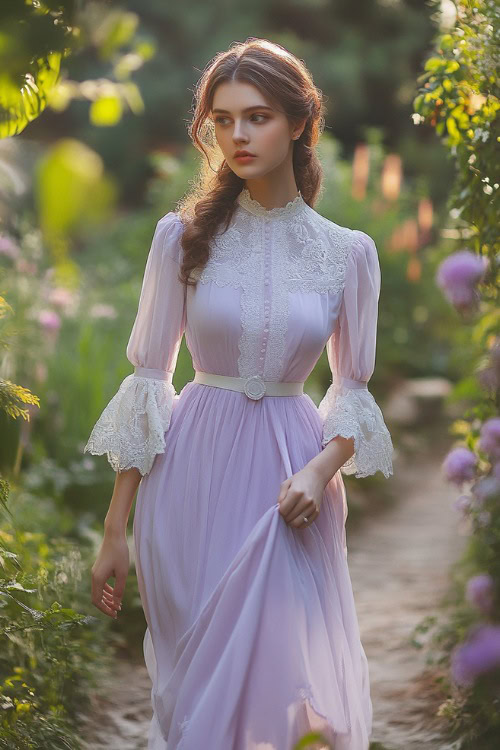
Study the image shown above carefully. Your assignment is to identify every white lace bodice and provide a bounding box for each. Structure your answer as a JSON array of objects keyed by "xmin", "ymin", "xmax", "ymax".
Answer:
[{"xmin": 84, "ymin": 187, "xmax": 394, "ymax": 478}]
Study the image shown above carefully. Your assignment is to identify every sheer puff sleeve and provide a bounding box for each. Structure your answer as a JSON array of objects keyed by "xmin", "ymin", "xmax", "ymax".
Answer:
[
  {"xmin": 318, "ymin": 230, "xmax": 394, "ymax": 479},
  {"xmin": 83, "ymin": 212, "xmax": 186, "ymax": 476}
]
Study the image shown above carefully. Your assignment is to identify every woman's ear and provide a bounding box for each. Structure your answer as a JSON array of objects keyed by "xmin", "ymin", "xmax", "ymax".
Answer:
[{"xmin": 291, "ymin": 118, "xmax": 307, "ymax": 140}]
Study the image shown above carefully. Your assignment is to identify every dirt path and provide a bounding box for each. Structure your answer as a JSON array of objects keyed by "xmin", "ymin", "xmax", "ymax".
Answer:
[
  {"xmin": 77, "ymin": 433, "xmax": 463, "ymax": 750},
  {"xmin": 347, "ymin": 432, "xmax": 463, "ymax": 749}
]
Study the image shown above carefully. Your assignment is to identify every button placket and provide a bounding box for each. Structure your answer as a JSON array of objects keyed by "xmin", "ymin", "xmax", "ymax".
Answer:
[{"xmin": 259, "ymin": 218, "xmax": 272, "ymax": 373}]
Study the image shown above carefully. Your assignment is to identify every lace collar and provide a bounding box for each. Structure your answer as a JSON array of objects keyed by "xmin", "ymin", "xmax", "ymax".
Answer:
[{"xmin": 236, "ymin": 187, "xmax": 307, "ymax": 219}]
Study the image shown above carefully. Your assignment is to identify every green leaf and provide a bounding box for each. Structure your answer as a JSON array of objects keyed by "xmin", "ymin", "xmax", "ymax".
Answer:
[
  {"xmin": 89, "ymin": 95, "xmax": 123, "ymax": 126},
  {"xmin": 424, "ymin": 57, "xmax": 444, "ymax": 72},
  {"xmin": 446, "ymin": 116, "xmax": 460, "ymax": 139},
  {"xmin": 0, "ymin": 52, "xmax": 61, "ymax": 138}
]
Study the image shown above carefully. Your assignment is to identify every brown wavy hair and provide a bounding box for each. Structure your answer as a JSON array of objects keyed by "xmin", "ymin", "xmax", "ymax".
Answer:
[{"xmin": 175, "ymin": 37, "xmax": 327, "ymax": 288}]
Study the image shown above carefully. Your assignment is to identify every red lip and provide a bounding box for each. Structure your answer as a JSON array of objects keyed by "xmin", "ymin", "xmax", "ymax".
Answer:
[{"xmin": 234, "ymin": 150, "xmax": 256, "ymax": 157}]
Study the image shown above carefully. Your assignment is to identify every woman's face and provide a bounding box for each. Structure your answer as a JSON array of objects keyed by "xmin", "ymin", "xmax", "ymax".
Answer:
[{"xmin": 210, "ymin": 80, "xmax": 301, "ymax": 179}]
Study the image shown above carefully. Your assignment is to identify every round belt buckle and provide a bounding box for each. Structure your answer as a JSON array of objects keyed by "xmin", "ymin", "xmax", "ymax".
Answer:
[{"xmin": 244, "ymin": 375, "xmax": 266, "ymax": 400}]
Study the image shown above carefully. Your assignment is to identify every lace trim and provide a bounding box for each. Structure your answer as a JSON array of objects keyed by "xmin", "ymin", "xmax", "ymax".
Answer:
[
  {"xmin": 318, "ymin": 381, "xmax": 394, "ymax": 479},
  {"xmin": 236, "ymin": 187, "xmax": 306, "ymax": 218},
  {"xmin": 189, "ymin": 207, "xmax": 354, "ymax": 381},
  {"xmin": 83, "ymin": 374, "xmax": 176, "ymax": 476}
]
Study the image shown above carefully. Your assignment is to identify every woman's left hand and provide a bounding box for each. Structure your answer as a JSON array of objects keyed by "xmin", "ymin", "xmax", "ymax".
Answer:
[{"xmin": 277, "ymin": 466, "xmax": 327, "ymax": 529}]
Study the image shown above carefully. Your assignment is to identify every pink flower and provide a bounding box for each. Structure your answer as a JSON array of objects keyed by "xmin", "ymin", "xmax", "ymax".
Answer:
[
  {"xmin": 465, "ymin": 574, "xmax": 494, "ymax": 615},
  {"xmin": 89, "ymin": 303, "xmax": 117, "ymax": 320},
  {"xmin": 48, "ymin": 287, "xmax": 76, "ymax": 309},
  {"xmin": 38, "ymin": 310, "xmax": 61, "ymax": 331},
  {"xmin": 436, "ymin": 250, "xmax": 488, "ymax": 310},
  {"xmin": 479, "ymin": 418, "xmax": 500, "ymax": 460},
  {"xmin": 0, "ymin": 235, "xmax": 20, "ymax": 260},
  {"xmin": 451, "ymin": 625, "xmax": 500, "ymax": 687},
  {"xmin": 15, "ymin": 258, "xmax": 38, "ymax": 275},
  {"xmin": 442, "ymin": 447, "xmax": 478, "ymax": 486}
]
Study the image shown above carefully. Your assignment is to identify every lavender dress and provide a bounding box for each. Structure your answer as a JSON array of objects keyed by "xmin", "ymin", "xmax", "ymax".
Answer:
[{"xmin": 84, "ymin": 187, "xmax": 394, "ymax": 750}]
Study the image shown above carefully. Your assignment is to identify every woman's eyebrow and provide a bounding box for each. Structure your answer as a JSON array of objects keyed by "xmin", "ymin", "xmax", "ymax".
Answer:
[{"xmin": 212, "ymin": 105, "xmax": 274, "ymax": 114}]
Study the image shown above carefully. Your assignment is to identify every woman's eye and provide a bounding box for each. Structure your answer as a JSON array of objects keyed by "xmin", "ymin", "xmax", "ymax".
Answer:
[{"xmin": 214, "ymin": 114, "xmax": 267, "ymax": 125}]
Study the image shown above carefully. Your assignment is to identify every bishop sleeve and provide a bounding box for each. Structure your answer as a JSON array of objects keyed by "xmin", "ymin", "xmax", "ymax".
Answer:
[
  {"xmin": 83, "ymin": 212, "xmax": 187, "ymax": 476},
  {"xmin": 318, "ymin": 230, "xmax": 394, "ymax": 479}
]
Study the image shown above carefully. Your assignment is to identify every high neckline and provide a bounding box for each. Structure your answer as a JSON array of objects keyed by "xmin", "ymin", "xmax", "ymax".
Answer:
[{"xmin": 236, "ymin": 187, "xmax": 306, "ymax": 218}]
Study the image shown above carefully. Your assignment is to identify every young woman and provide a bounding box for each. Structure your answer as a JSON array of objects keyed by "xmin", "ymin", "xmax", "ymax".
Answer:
[{"xmin": 85, "ymin": 37, "xmax": 394, "ymax": 750}]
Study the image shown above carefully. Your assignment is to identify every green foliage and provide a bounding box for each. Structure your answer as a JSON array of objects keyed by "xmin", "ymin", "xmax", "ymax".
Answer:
[
  {"xmin": 0, "ymin": 380, "xmax": 40, "ymax": 423},
  {"xmin": 0, "ymin": 0, "xmax": 154, "ymax": 138},
  {"xmin": 0, "ymin": 483, "xmax": 113, "ymax": 748},
  {"xmin": 292, "ymin": 731, "xmax": 333, "ymax": 749},
  {"xmin": 413, "ymin": 0, "xmax": 499, "ymax": 250},
  {"xmin": 0, "ymin": 297, "xmax": 41, "ymax": 424},
  {"xmin": 35, "ymin": 138, "xmax": 117, "ymax": 266},
  {"xmin": 410, "ymin": 1, "xmax": 500, "ymax": 746},
  {"xmin": 0, "ymin": 0, "xmax": 74, "ymax": 137}
]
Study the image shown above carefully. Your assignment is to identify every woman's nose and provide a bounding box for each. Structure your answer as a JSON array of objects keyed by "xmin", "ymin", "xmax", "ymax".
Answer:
[{"xmin": 232, "ymin": 121, "xmax": 248, "ymax": 141}]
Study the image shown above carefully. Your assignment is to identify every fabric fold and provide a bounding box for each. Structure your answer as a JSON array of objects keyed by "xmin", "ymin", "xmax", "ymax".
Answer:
[{"xmin": 142, "ymin": 502, "xmax": 370, "ymax": 750}]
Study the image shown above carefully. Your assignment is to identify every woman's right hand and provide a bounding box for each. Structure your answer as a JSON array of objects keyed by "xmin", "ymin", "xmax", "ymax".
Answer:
[{"xmin": 91, "ymin": 530, "xmax": 130, "ymax": 619}]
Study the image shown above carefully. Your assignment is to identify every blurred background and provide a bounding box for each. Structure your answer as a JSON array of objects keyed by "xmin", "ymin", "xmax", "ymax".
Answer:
[{"xmin": 1, "ymin": 1, "xmax": 498, "ymax": 749}]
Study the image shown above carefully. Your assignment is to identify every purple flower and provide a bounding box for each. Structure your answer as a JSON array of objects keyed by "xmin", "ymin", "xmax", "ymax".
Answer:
[
  {"xmin": 479, "ymin": 418, "xmax": 500, "ymax": 460},
  {"xmin": 451, "ymin": 625, "xmax": 500, "ymax": 687},
  {"xmin": 493, "ymin": 462, "xmax": 500, "ymax": 481},
  {"xmin": 453, "ymin": 495, "xmax": 472, "ymax": 515},
  {"xmin": 442, "ymin": 447, "xmax": 478, "ymax": 486},
  {"xmin": 471, "ymin": 476, "xmax": 500, "ymax": 504},
  {"xmin": 477, "ymin": 365, "xmax": 499, "ymax": 393},
  {"xmin": 465, "ymin": 574, "xmax": 495, "ymax": 615},
  {"xmin": 436, "ymin": 250, "xmax": 488, "ymax": 310}
]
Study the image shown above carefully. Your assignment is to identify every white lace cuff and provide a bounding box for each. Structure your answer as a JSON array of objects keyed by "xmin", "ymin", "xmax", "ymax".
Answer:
[
  {"xmin": 83, "ymin": 370, "xmax": 176, "ymax": 476},
  {"xmin": 318, "ymin": 378, "xmax": 394, "ymax": 479}
]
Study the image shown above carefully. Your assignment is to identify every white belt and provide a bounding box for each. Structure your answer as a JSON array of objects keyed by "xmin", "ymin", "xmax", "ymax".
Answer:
[
  {"xmin": 193, "ymin": 371, "xmax": 304, "ymax": 400},
  {"xmin": 133, "ymin": 367, "xmax": 368, "ymax": 400}
]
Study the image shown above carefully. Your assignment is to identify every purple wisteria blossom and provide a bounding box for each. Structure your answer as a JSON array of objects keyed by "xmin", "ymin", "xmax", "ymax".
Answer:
[
  {"xmin": 436, "ymin": 250, "xmax": 488, "ymax": 310},
  {"xmin": 479, "ymin": 418, "xmax": 500, "ymax": 460},
  {"xmin": 442, "ymin": 446, "xmax": 478, "ymax": 486},
  {"xmin": 451, "ymin": 624, "xmax": 500, "ymax": 687},
  {"xmin": 465, "ymin": 574, "xmax": 495, "ymax": 615}
]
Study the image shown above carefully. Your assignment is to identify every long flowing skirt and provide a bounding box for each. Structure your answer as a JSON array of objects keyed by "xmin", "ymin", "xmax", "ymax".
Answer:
[{"xmin": 133, "ymin": 381, "xmax": 372, "ymax": 750}]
